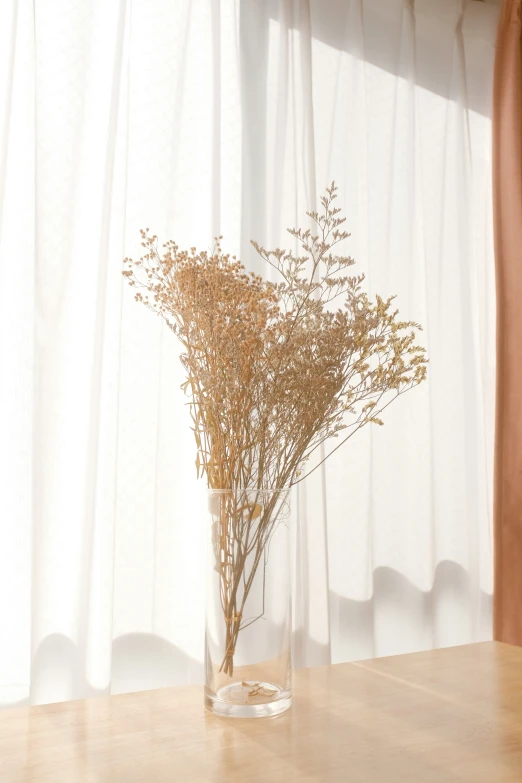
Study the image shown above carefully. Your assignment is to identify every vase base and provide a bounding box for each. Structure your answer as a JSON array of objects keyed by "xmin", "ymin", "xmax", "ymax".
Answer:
[{"xmin": 204, "ymin": 681, "xmax": 291, "ymax": 718}]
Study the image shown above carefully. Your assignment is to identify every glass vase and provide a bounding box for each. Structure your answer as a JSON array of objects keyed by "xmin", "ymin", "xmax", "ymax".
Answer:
[{"xmin": 204, "ymin": 488, "xmax": 292, "ymax": 718}]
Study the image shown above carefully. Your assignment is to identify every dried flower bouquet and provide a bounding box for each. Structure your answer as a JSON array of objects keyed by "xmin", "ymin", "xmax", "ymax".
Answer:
[{"xmin": 123, "ymin": 184, "xmax": 427, "ymax": 676}]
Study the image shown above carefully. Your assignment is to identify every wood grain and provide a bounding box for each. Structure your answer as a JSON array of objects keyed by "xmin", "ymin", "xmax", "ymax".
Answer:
[{"xmin": 2, "ymin": 642, "xmax": 522, "ymax": 782}]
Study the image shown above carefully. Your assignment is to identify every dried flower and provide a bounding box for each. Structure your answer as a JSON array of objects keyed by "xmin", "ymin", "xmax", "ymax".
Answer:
[{"xmin": 123, "ymin": 183, "xmax": 427, "ymax": 674}]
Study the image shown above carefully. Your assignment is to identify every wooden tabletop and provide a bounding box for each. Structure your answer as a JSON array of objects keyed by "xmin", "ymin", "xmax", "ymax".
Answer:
[{"xmin": 1, "ymin": 641, "xmax": 522, "ymax": 782}]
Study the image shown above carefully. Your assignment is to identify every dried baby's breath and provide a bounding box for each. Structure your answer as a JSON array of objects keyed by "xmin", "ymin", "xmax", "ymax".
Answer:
[{"xmin": 123, "ymin": 183, "xmax": 427, "ymax": 675}]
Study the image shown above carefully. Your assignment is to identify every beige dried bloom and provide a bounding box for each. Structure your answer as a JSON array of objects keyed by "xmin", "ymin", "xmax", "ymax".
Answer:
[
  {"xmin": 124, "ymin": 183, "xmax": 427, "ymax": 492},
  {"xmin": 123, "ymin": 183, "xmax": 427, "ymax": 674}
]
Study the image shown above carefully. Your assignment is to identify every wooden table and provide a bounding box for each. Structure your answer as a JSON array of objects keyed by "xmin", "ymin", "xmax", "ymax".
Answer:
[{"xmin": 1, "ymin": 642, "xmax": 522, "ymax": 782}]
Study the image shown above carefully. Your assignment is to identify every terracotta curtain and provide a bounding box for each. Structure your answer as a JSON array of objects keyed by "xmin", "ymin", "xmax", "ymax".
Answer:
[{"xmin": 493, "ymin": 0, "xmax": 522, "ymax": 645}]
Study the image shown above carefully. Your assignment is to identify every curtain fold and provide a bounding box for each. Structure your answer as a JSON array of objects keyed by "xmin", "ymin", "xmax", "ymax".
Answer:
[
  {"xmin": 0, "ymin": 0, "xmax": 498, "ymax": 707},
  {"xmin": 492, "ymin": 0, "xmax": 522, "ymax": 646}
]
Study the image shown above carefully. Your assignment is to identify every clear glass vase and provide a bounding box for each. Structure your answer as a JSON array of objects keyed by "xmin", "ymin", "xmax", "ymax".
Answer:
[{"xmin": 204, "ymin": 488, "xmax": 292, "ymax": 718}]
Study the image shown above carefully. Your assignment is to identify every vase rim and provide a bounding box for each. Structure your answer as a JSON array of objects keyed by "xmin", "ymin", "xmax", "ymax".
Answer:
[{"xmin": 206, "ymin": 487, "xmax": 290, "ymax": 493}]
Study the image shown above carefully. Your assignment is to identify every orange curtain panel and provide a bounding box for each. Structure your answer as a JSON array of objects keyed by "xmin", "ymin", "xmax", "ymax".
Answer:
[{"xmin": 493, "ymin": 0, "xmax": 522, "ymax": 645}]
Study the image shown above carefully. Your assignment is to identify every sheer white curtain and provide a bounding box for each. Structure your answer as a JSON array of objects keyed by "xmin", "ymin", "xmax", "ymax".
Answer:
[{"xmin": 0, "ymin": 0, "xmax": 497, "ymax": 707}]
